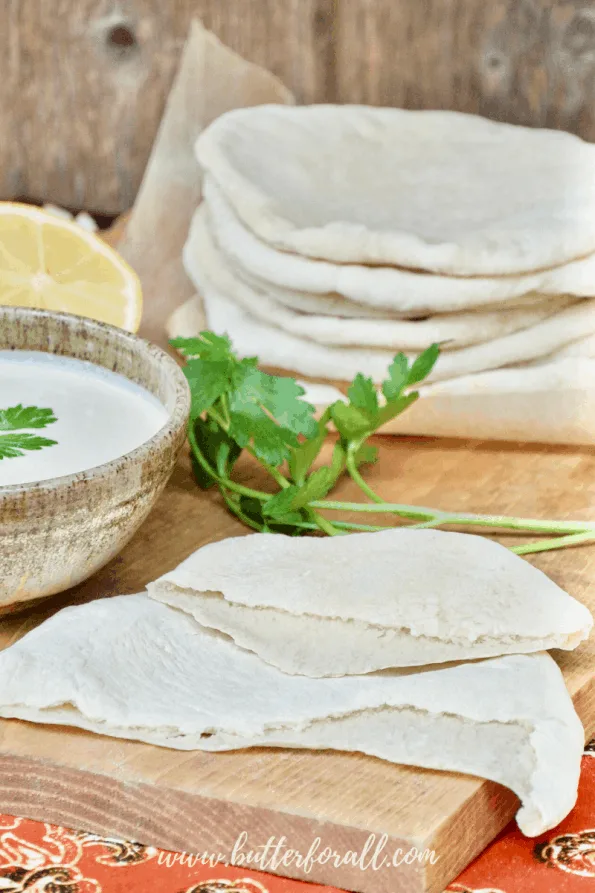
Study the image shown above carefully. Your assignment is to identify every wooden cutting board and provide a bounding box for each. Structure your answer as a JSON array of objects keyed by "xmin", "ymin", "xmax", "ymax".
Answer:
[
  {"xmin": 1, "ymin": 428, "xmax": 595, "ymax": 893},
  {"xmin": 0, "ymin": 216, "xmax": 593, "ymax": 893}
]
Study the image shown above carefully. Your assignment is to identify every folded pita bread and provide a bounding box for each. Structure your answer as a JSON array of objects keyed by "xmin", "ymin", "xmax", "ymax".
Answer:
[
  {"xmin": 204, "ymin": 177, "xmax": 595, "ymax": 312},
  {"xmin": 166, "ymin": 294, "xmax": 595, "ymax": 445},
  {"xmin": 0, "ymin": 593, "xmax": 582, "ymax": 836},
  {"xmin": 234, "ymin": 268, "xmax": 556, "ymax": 320},
  {"xmin": 190, "ymin": 262, "xmax": 595, "ymax": 384},
  {"xmin": 385, "ymin": 358, "xmax": 595, "ymax": 443},
  {"xmin": 149, "ymin": 529, "xmax": 592, "ymax": 676},
  {"xmin": 299, "ymin": 359, "xmax": 595, "ymax": 445},
  {"xmin": 187, "ymin": 206, "xmax": 575, "ymax": 350},
  {"xmin": 196, "ymin": 106, "xmax": 595, "ymax": 274}
]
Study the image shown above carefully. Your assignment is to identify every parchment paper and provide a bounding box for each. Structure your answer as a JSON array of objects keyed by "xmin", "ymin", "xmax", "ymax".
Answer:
[{"xmin": 118, "ymin": 20, "xmax": 293, "ymax": 348}]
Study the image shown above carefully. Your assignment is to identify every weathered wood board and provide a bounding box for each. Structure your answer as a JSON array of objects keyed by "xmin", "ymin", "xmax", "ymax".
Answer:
[
  {"xmin": 0, "ymin": 430, "xmax": 594, "ymax": 893},
  {"xmin": 3, "ymin": 0, "xmax": 595, "ymax": 213}
]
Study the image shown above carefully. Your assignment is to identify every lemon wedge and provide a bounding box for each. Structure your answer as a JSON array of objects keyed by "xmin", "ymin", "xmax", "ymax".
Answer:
[{"xmin": 0, "ymin": 203, "xmax": 142, "ymax": 332}]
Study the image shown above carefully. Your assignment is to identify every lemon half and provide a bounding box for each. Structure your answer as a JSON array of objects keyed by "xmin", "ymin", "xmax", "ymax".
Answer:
[{"xmin": 0, "ymin": 203, "xmax": 142, "ymax": 332}]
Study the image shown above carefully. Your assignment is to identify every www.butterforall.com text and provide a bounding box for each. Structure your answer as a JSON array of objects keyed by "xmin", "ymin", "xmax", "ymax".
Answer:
[{"xmin": 157, "ymin": 831, "xmax": 439, "ymax": 873}]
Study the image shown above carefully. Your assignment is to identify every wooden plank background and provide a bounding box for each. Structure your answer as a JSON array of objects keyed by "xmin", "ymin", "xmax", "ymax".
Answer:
[{"xmin": 2, "ymin": 0, "xmax": 595, "ymax": 214}]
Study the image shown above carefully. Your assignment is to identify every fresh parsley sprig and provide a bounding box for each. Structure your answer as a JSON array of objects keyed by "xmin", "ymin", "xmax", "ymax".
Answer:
[
  {"xmin": 173, "ymin": 332, "xmax": 595, "ymax": 554},
  {"xmin": 0, "ymin": 405, "xmax": 58, "ymax": 462}
]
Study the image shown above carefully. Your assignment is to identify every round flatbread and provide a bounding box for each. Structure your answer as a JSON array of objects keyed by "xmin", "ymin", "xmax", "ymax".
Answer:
[
  {"xmin": 166, "ymin": 294, "xmax": 595, "ymax": 445},
  {"xmin": 196, "ymin": 105, "xmax": 595, "ymax": 274},
  {"xmin": 184, "ymin": 236, "xmax": 595, "ymax": 384},
  {"xmin": 186, "ymin": 206, "xmax": 575, "ymax": 350},
  {"xmin": 204, "ymin": 176, "xmax": 595, "ymax": 312}
]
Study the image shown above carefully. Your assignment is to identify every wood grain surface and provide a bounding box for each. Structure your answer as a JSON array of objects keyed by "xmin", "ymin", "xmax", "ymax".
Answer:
[
  {"xmin": 3, "ymin": 0, "xmax": 595, "ymax": 213},
  {"xmin": 1, "ymin": 216, "xmax": 594, "ymax": 891},
  {"xmin": 0, "ymin": 430, "xmax": 594, "ymax": 893}
]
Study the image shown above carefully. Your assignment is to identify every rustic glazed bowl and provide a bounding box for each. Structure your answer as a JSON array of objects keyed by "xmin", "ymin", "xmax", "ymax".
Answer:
[{"xmin": 0, "ymin": 307, "xmax": 190, "ymax": 612}]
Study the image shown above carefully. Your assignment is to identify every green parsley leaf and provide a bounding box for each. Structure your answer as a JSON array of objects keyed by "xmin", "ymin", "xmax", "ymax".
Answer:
[
  {"xmin": 171, "ymin": 332, "xmax": 233, "ymax": 361},
  {"xmin": 264, "ymin": 467, "xmax": 334, "ymax": 519},
  {"xmin": 329, "ymin": 441, "xmax": 347, "ymax": 482},
  {"xmin": 183, "ymin": 358, "xmax": 231, "ymax": 418},
  {"xmin": 0, "ymin": 404, "xmax": 57, "ymax": 431},
  {"xmin": 291, "ymin": 467, "xmax": 335, "ymax": 508},
  {"xmin": 347, "ymin": 373, "xmax": 379, "ymax": 420},
  {"xmin": 262, "ymin": 486, "xmax": 301, "ymax": 518},
  {"xmin": 227, "ymin": 366, "xmax": 317, "ymax": 467},
  {"xmin": 0, "ymin": 404, "xmax": 58, "ymax": 462},
  {"xmin": 382, "ymin": 354, "xmax": 409, "ymax": 402},
  {"xmin": 191, "ymin": 416, "xmax": 241, "ymax": 489},
  {"xmin": 329, "ymin": 401, "xmax": 372, "ymax": 441},
  {"xmin": 175, "ymin": 329, "xmax": 445, "ymax": 538},
  {"xmin": 189, "ymin": 450, "xmax": 214, "ymax": 490},
  {"xmin": 238, "ymin": 496, "xmax": 267, "ymax": 528},
  {"xmin": 377, "ymin": 392, "xmax": 419, "ymax": 427},
  {"xmin": 407, "ymin": 343, "xmax": 440, "ymax": 386},
  {"xmin": 238, "ymin": 495, "xmax": 306, "ymax": 534},
  {"xmin": 0, "ymin": 433, "xmax": 58, "ymax": 461},
  {"xmin": 352, "ymin": 443, "xmax": 379, "ymax": 468},
  {"xmin": 288, "ymin": 423, "xmax": 327, "ymax": 485}
]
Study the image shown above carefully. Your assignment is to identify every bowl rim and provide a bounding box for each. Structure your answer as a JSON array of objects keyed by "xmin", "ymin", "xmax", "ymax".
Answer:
[{"xmin": 0, "ymin": 306, "xmax": 191, "ymax": 497}]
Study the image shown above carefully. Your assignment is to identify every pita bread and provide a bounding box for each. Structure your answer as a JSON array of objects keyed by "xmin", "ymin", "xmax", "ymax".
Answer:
[
  {"xmin": 189, "ymin": 262, "xmax": 595, "ymax": 384},
  {"xmin": 521, "ymin": 334, "xmax": 595, "ymax": 366},
  {"xmin": 186, "ymin": 207, "xmax": 575, "ymax": 350},
  {"xmin": 149, "ymin": 529, "xmax": 592, "ymax": 676},
  {"xmin": 217, "ymin": 243, "xmax": 568, "ymax": 321},
  {"xmin": 166, "ymin": 294, "xmax": 595, "ymax": 445},
  {"xmin": 196, "ymin": 106, "xmax": 595, "ymax": 274},
  {"xmin": 0, "ymin": 593, "xmax": 582, "ymax": 836},
  {"xmin": 233, "ymin": 269, "xmax": 430, "ymax": 320},
  {"xmin": 296, "ymin": 358, "xmax": 595, "ymax": 445},
  {"xmin": 204, "ymin": 177, "xmax": 595, "ymax": 312},
  {"xmin": 365, "ymin": 358, "xmax": 595, "ymax": 444}
]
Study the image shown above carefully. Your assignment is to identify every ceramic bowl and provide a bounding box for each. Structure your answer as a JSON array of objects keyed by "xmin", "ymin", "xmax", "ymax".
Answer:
[{"xmin": 0, "ymin": 307, "xmax": 190, "ymax": 612}]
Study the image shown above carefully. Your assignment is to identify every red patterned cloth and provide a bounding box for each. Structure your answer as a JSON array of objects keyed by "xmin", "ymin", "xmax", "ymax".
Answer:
[{"xmin": 1, "ymin": 743, "xmax": 595, "ymax": 892}]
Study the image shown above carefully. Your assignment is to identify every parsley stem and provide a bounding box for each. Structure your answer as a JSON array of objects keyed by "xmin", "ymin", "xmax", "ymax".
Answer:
[
  {"xmin": 187, "ymin": 422, "xmax": 268, "ymax": 502},
  {"xmin": 220, "ymin": 488, "xmax": 264, "ymax": 532},
  {"xmin": 310, "ymin": 499, "xmax": 594, "ymax": 534},
  {"xmin": 206, "ymin": 404, "xmax": 293, "ymax": 492},
  {"xmin": 511, "ymin": 530, "xmax": 595, "ymax": 555},
  {"xmin": 296, "ymin": 520, "xmax": 389, "ymax": 533},
  {"xmin": 346, "ymin": 448, "xmax": 385, "ymax": 504},
  {"xmin": 311, "ymin": 499, "xmax": 433, "ymax": 520},
  {"xmin": 219, "ymin": 394, "xmax": 231, "ymax": 428},
  {"xmin": 254, "ymin": 457, "xmax": 290, "ymax": 489},
  {"xmin": 206, "ymin": 406, "xmax": 229, "ymax": 430},
  {"xmin": 426, "ymin": 513, "xmax": 595, "ymax": 533},
  {"xmin": 307, "ymin": 509, "xmax": 346, "ymax": 536}
]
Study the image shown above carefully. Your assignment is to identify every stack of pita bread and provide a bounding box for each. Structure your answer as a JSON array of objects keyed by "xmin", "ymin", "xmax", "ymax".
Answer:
[
  {"xmin": 174, "ymin": 104, "xmax": 595, "ymax": 444},
  {"xmin": 0, "ymin": 528, "xmax": 591, "ymax": 837}
]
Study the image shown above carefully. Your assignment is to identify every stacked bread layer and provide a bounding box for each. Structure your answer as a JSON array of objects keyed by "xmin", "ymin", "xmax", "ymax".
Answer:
[{"xmin": 180, "ymin": 105, "xmax": 595, "ymax": 443}]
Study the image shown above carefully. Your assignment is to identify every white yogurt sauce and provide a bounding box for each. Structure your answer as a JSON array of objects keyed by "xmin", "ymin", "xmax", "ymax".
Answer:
[{"xmin": 0, "ymin": 351, "xmax": 169, "ymax": 486}]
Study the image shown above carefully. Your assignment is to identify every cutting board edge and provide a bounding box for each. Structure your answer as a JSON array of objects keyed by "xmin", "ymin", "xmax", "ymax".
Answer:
[{"xmin": 0, "ymin": 751, "xmax": 458, "ymax": 893}]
